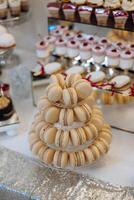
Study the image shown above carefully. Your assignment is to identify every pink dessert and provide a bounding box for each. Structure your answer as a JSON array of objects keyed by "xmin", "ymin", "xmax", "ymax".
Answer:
[
  {"xmin": 63, "ymin": 31, "xmax": 75, "ymax": 41},
  {"xmin": 55, "ymin": 39, "xmax": 66, "ymax": 56},
  {"xmin": 106, "ymin": 47, "xmax": 120, "ymax": 67},
  {"xmin": 62, "ymin": 3, "xmax": 76, "ymax": 21},
  {"xmin": 78, "ymin": 6, "xmax": 93, "ymax": 23},
  {"xmin": 115, "ymin": 42, "xmax": 125, "ymax": 50},
  {"xmin": 67, "ymin": 40, "xmax": 79, "ymax": 58},
  {"xmin": 86, "ymin": 35, "xmax": 96, "ymax": 46},
  {"xmin": 47, "ymin": 2, "xmax": 61, "ymax": 18},
  {"xmin": 92, "ymin": 45, "xmax": 105, "ymax": 64},
  {"xmin": 79, "ymin": 41, "xmax": 92, "ymax": 60},
  {"xmin": 51, "ymin": 29, "xmax": 63, "ymax": 39},
  {"xmin": 95, "ymin": 8, "xmax": 109, "ymax": 26},
  {"xmin": 75, "ymin": 33, "xmax": 85, "ymax": 42},
  {"xmin": 36, "ymin": 41, "xmax": 49, "ymax": 59},
  {"xmin": 120, "ymin": 49, "xmax": 134, "ymax": 69},
  {"xmin": 99, "ymin": 37, "xmax": 110, "ymax": 48},
  {"xmin": 44, "ymin": 35, "xmax": 56, "ymax": 52},
  {"xmin": 56, "ymin": 25, "xmax": 69, "ymax": 33},
  {"xmin": 113, "ymin": 10, "xmax": 128, "ymax": 29},
  {"xmin": 128, "ymin": 43, "xmax": 134, "ymax": 52}
]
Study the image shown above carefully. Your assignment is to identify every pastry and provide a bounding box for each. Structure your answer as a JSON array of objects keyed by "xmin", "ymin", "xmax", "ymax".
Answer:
[
  {"xmin": 0, "ymin": 96, "xmax": 14, "ymax": 121},
  {"xmin": 55, "ymin": 38, "xmax": 66, "ymax": 56},
  {"xmin": 86, "ymin": 0, "xmax": 103, "ymax": 7},
  {"xmin": 74, "ymin": 33, "xmax": 85, "ymax": 42},
  {"xmin": 43, "ymin": 148, "xmax": 55, "ymax": 164},
  {"xmin": 63, "ymin": 87, "xmax": 78, "ymax": 106},
  {"xmin": 104, "ymin": 0, "xmax": 121, "ymax": 9},
  {"xmin": 83, "ymin": 148, "xmax": 94, "ymax": 164},
  {"xmin": 51, "ymin": 73, "xmax": 65, "ymax": 89},
  {"xmin": 36, "ymin": 41, "xmax": 49, "ymax": 59},
  {"xmin": 86, "ymin": 35, "xmax": 97, "ymax": 46},
  {"xmin": 67, "ymin": 40, "xmax": 79, "ymax": 58},
  {"xmin": 74, "ymin": 104, "xmax": 92, "ymax": 122},
  {"xmin": 21, "ymin": 0, "xmax": 29, "ymax": 12},
  {"xmin": 55, "ymin": 130, "xmax": 69, "ymax": 148},
  {"xmin": 73, "ymin": 79, "xmax": 92, "ymax": 99},
  {"xmin": 44, "ymin": 62, "xmax": 63, "ymax": 75},
  {"xmin": 63, "ymin": 31, "xmax": 75, "ymax": 41},
  {"xmin": 72, "ymin": 0, "xmax": 86, "ymax": 5},
  {"xmin": 106, "ymin": 47, "xmax": 120, "ymax": 67},
  {"xmin": 62, "ymin": 3, "xmax": 76, "ymax": 21},
  {"xmin": 79, "ymin": 41, "xmax": 92, "ymax": 60},
  {"xmin": 44, "ymin": 106, "xmax": 60, "ymax": 124},
  {"xmin": 44, "ymin": 127, "xmax": 57, "ymax": 144},
  {"xmin": 101, "ymin": 91, "xmax": 115, "ymax": 104},
  {"xmin": 56, "ymin": 25, "xmax": 69, "ymax": 33},
  {"xmin": 113, "ymin": 10, "xmax": 128, "ymax": 29},
  {"xmin": 115, "ymin": 93, "xmax": 131, "ymax": 104},
  {"xmin": 65, "ymin": 74, "xmax": 81, "ymax": 88},
  {"xmin": 0, "ymin": 0, "xmax": 8, "ymax": 19},
  {"xmin": 110, "ymin": 75, "xmax": 131, "ymax": 89},
  {"xmin": 44, "ymin": 35, "xmax": 56, "ymax": 52},
  {"xmin": 8, "ymin": 0, "xmax": 21, "ymax": 17},
  {"xmin": 95, "ymin": 8, "xmax": 109, "ymax": 26},
  {"xmin": 98, "ymin": 37, "xmax": 110, "ymax": 48},
  {"xmin": 51, "ymin": 29, "xmax": 63, "ymax": 39},
  {"xmin": 59, "ymin": 108, "xmax": 74, "ymax": 125},
  {"xmin": 122, "ymin": 0, "xmax": 134, "ymax": 11},
  {"xmin": 47, "ymin": 2, "xmax": 61, "ymax": 18},
  {"xmin": 65, "ymin": 66, "xmax": 84, "ymax": 75},
  {"xmin": 119, "ymin": 50, "xmax": 134, "ymax": 70},
  {"xmin": 88, "ymin": 71, "xmax": 106, "ymax": 83},
  {"xmin": 46, "ymin": 83, "xmax": 62, "ymax": 102},
  {"xmin": 76, "ymin": 151, "xmax": 86, "ymax": 166},
  {"xmin": 0, "ymin": 33, "xmax": 16, "ymax": 49},
  {"xmin": 92, "ymin": 45, "xmax": 105, "ymax": 64},
  {"xmin": 78, "ymin": 5, "xmax": 92, "ymax": 24},
  {"xmin": 38, "ymin": 97, "xmax": 52, "ymax": 111},
  {"xmin": 53, "ymin": 151, "xmax": 68, "ymax": 168}
]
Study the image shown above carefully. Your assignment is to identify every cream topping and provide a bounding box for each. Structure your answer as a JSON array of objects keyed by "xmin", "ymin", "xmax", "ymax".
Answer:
[
  {"xmin": 0, "ymin": 0, "xmax": 8, "ymax": 9},
  {"xmin": 122, "ymin": 0, "xmax": 134, "ymax": 11},
  {"xmin": 104, "ymin": 0, "xmax": 121, "ymax": 8},
  {"xmin": 8, "ymin": 0, "xmax": 21, "ymax": 7},
  {"xmin": 87, "ymin": 0, "xmax": 103, "ymax": 6}
]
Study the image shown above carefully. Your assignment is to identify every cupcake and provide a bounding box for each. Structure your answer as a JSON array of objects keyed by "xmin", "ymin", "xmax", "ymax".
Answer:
[
  {"xmin": 120, "ymin": 49, "xmax": 134, "ymax": 70},
  {"xmin": 0, "ymin": 33, "xmax": 16, "ymax": 49},
  {"xmin": 0, "ymin": 96, "xmax": 14, "ymax": 121},
  {"xmin": 44, "ymin": 35, "xmax": 56, "ymax": 52},
  {"xmin": 0, "ymin": 0, "xmax": 8, "ymax": 19},
  {"xmin": 56, "ymin": 25, "xmax": 69, "ymax": 33},
  {"xmin": 98, "ymin": 37, "xmax": 110, "ymax": 48},
  {"xmin": 128, "ymin": 43, "xmax": 134, "ymax": 52},
  {"xmin": 95, "ymin": 8, "xmax": 110, "ymax": 26},
  {"xmin": 8, "ymin": 0, "xmax": 21, "ymax": 17},
  {"xmin": 104, "ymin": 0, "xmax": 121, "ymax": 9},
  {"xmin": 67, "ymin": 40, "xmax": 79, "ymax": 58},
  {"xmin": 63, "ymin": 31, "xmax": 75, "ymax": 41},
  {"xmin": 36, "ymin": 41, "xmax": 49, "ymax": 59},
  {"xmin": 55, "ymin": 38, "xmax": 66, "ymax": 56},
  {"xmin": 92, "ymin": 45, "xmax": 105, "ymax": 64},
  {"xmin": 114, "ymin": 42, "xmax": 125, "ymax": 50},
  {"xmin": 113, "ymin": 10, "xmax": 128, "ymax": 29},
  {"xmin": 86, "ymin": 0, "xmax": 103, "ymax": 7},
  {"xmin": 21, "ymin": 0, "xmax": 29, "ymax": 12},
  {"xmin": 86, "ymin": 35, "xmax": 97, "ymax": 46},
  {"xmin": 78, "ymin": 5, "xmax": 93, "ymax": 24},
  {"xmin": 47, "ymin": 2, "xmax": 61, "ymax": 18},
  {"xmin": 79, "ymin": 41, "xmax": 92, "ymax": 60},
  {"xmin": 122, "ymin": 0, "xmax": 134, "ymax": 11},
  {"xmin": 51, "ymin": 29, "xmax": 63, "ymax": 39},
  {"xmin": 62, "ymin": 3, "xmax": 76, "ymax": 21},
  {"xmin": 74, "ymin": 33, "xmax": 85, "ymax": 42},
  {"xmin": 106, "ymin": 47, "xmax": 120, "ymax": 67}
]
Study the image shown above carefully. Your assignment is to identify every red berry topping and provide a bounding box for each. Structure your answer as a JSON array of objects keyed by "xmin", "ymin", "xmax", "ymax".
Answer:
[
  {"xmin": 131, "ymin": 44, "xmax": 134, "ymax": 48},
  {"xmin": 66, "ymin": 33, "xmax": 70, "ymax": 36},
  {"xmin": 59, "ymin": 39, "xmax": 63, "ymax": 42},
  {"xmin": 95, "ymin": 46, "xmax": 101, "ymax": 50},
  {"xmin": 71, "ymin": 41, "xmax": 76, "ymax": 44},
  {"xmin": 111, "ymin": 49, "xmax": 117, "ymax": 52},
  {"xmin": 77, "ymin": 34, "xmax": 82, "ymax": 38},
  {"xmin": 47, "ymin": 37, "xmax": 50, "ymax": 40},
  {"xmin": 61, "ymin": 26, "xmax": 65, "ymax": 29},
  {"xmin": 125, "ymin": 51, "xmax": 131, "ymax": 55},
  {"xmin": 40, "ymin": 41, "xmax": 44, "ymax": 45},
  {"xmin": 101, "ymin": 39, "xmax": 107, "ymax": 43},
  {"xmin": 56, "ymin": 30, "xmax": 59, "ymax": 33},
  {"xmin": 89, "ymin": 37, "xmax": 93, "ymax": 41},
  {"xmin": 83, "ymin": 42, "xmax": 88, "ymax": 46},
  {"xmin": 117, "ymin": 42, "xmax": 122, "ymax": 46}
]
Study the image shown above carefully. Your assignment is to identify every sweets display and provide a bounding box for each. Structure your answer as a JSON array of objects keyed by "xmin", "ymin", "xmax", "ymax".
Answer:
[
  {"xmin": 47, "ymin": 1, "xmax": 134, "ymax": 30},
  {"xmin": 0, "ymin": 0, "xmax": 29, "ymax": 19},
  {"xmin": 29, "ymin": 73, "xmax": 112, "ymax": 168}
]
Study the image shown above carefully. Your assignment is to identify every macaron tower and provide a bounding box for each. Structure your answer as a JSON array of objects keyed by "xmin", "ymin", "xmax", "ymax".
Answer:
[{"xmin": 29, "ymin": 73, "xmax": 112, "ymax": 168}]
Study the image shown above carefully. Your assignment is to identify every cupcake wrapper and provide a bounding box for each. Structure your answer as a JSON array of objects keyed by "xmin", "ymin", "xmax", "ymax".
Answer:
[
  {"xmin": 96, "ymin": 15, "xmax": 109, "ymax": 26},
  {"xmin": 63, "ymin": 11, "xmax": 75, "ymax": 21},
  {"xmin": 48, "ymin": 9, "xmax": 60, "ymax": 18},
  {"xmin": 114, "ymin": 17, "xmax": 127, "ymax": 29},
  {"xmin": 79, "ymin": 13, "xmax": 91, "ymax": 23}
]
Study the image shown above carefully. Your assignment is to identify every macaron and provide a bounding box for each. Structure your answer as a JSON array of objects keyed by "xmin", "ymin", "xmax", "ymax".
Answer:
[
  {"xmin": 29, "ymin": 134, "xmax": 40, "ymax": 149},
  {"xmin": 53, "ymin": 151, "xmax": 68, "ymax": 168},
  {"xmin": 94, "ymin": 139, "xmax": 109, "ymax": 154},
  {"xmin": 99, "ymin": 131, "xmax": 112, "ymax": 144},
  {"xmin": 69, "ymin": 152, "xmax": 77, "ymax": 167},
  {"xmin": 44, "ymin": 106, "xmax": 60, "ymax": 124},
  {"xmin": 51, "ymin": 74, "xmax": 65, "ymax": 89},
  {"xmin": 38, "ymin": 145, "xmax": 48, "ymax": 160},
  {"xmin": 46, "ymin": 83, "xmax": 63, "ymax": 102},
  {"xmin": 35, "ymin": 121, "xmax": 45, "ymax": 134},
  {"xmin": 77, "ymin": 127, "xmax": 87, "ymax": 145},
  {"xmin": 92, "ymin": 106, "xmax": 103, "ymax": 117},
  {"xmin": 87, "ymin": 123, "xmax": 98, "ymax": 138},
  {"xmin": 83, "ymin": 126, "xmax": 94, "ymax": 141},
  {"xmin": 63, "ymin": 87, "xmax": 78, "ymax": 106},
  {"xmin": 74, "ymin": 106, "xmax": 87, "ymax": 123},
  {"xmin": 39, "ymin": 123, "xmax": 50, "ymax": 141},
  {"xmin": 44, "ymin": 127, "xmax": 57, "ymax": 144},
  {"xmin": 91, "ymin": 115, "xmax": 104, "ymax": 131},
  {"xmin": 55, "ymin": 129, "xmax": 69, "ymax": 148},
  {"xmin": 70, "ymin": 129, "xmax": 80, "ymax": 146},
  {"xmin": 73, "ymin": 79, "xmax": 92, "ymax": 99},
  {"xmin": 31, "ymin": 140, "xmax": 44, "ymax": 155},
  {"xmin": 43, "ymin": 148, "xmax": 55, "ymax": 164},
  {"xmin": 76, "ymin": 151, "xmax": 86, "ymax": 166},
  {"xmin": 38, "ymin": 97, "xmax": 52, "ymax": 111},
  {"xmin": 65, "ymin": 74, "xmax": 81, "ymax": 88},
  {"xmin": 59, "ymin": 108, "xmax": 74, "ymax": 126},
  {"xmin": 84, "ymin": 148, "xmax": 94, "ymax": 164},
  {"xmin": 90, "ymin": 145, "xmax": 101, "ymax": 160},
  {"xmin": 82, "ymin": 103, "xmax": 92, "ymax": 121}
]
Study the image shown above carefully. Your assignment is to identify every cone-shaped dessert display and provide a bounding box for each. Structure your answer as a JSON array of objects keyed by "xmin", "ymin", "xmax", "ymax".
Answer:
[{"xmin": 29, "ymin": 74, "xmax": 112, "ymax": 168}]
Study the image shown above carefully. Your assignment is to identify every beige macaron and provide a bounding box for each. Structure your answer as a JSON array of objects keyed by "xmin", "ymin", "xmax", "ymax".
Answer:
[
  {"xmin": 83, "ymin": 126, "xmax": 94, "ymax": 141},
  {"xmin": 94, "ymin": 139, "xmax": 109, "ymax": 154},
  {"xmin": 59, "ymin": 108, "xmax": 74, "ymax": 126},
  {"xmin": 31, "ymin": 140, "xmax": 44, "ymax": 155},
  {"xmin": 76, "ymin": 151, "xmax": 86, "ymax": 166},
  {"xmin": 35, "ymin": 121, "xmax": 45, "ymax": 134},
  {"xmin": 77, "ymin": 127, "xmax": 87, "ymax": 145},
  {"xmin": 84, "ymin": 148, "xmax": 94, "ymax": 164},
  {"xmin": 39, "ymin": 123, "xmax": 50, "ymax": 141},
  {"xmin": 44, "ymin": 106, "xmax": 60, "ymax": 124},
  {"xmin": 90, "ymin": 145, "xmax": 101, "ymax": 160},
  {"xmin": 69, "ymin": 152, "xmax": 77, "ymax": 167},
  {"xmin": 88, "ymin": 123, "xmax": 98, "ymax": 138},
  {"xmin": 70, "ymin": 129, "xmax": 80, "ymax": 146},
  {"xmin": 44, "ymin": 127, "xmax": 57, "ymax": 144},
  {"xmin": 82, "ymin": 103, "xmax": 92, "ymax": 122},
  {"xmin": 92, "ymin": 106, "xmax": 103, "ymax": 117},
  {"xmin": 53, "ymin": 151, "xmax": 68, "ymax": 168},
  {"xmin": 91, "ymin": 115, "xmax": 104, "ymax": 131},
  {"xmin": 51, "ymin": 74, "xmax": 65, "ymax": 89},
  {"xmin": 99, "ymin": 131, "xmax": 112, "ymax": 144},
  {"xmin": 66, "ymin": 74, "xmax": 81, "ymax": 88},
  {"xmin": 38, "ymin": 145, "xmax": 48, "ymax": 160},
  {"xmin": 55, "ymin": 129, "xmax": 69, "ymax": 148},
  {"xmin": 29, "ymin": 133, "xmax": 40, "ymax": 149},
  {"xmin": 63, "ymin": 87, "xmax": 78, "ymax": 106},
  {"xmin": 38, "ymin": 97, "xmax": 52, "ymax": 111},
  {"xmin": 46, "ymin": 83, "xmax": 63, "ymax": 102},
  {"xmin": 43, "ymin": 148, "xmax": 55, "ymax": 164},
  {"xmin": 74, "ymin": 106, "xmax": 87, "ymax": 123},
  {"xmin": 73, "ymin": 79, "xmax": 92, "ymax": 99}
]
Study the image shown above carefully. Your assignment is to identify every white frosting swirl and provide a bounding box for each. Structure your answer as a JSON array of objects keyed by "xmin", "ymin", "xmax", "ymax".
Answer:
[
  {"xmin": 0, "ymin": 0, "xmax": 8, "ymax": 9},
  {"xmin": 8, "ymin": 0, "xmax": 21, "ymax": 7},
  {"xmin": 104, "ymin": 0, "xmax": 121, "ymax": 8},
  {"xmin": 87, "ymin": 0, "xmax": 103, "ymax": 6},
  {"xmin": 122, "ymin": 0, "xmax": 134, "ymax": 11}
]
